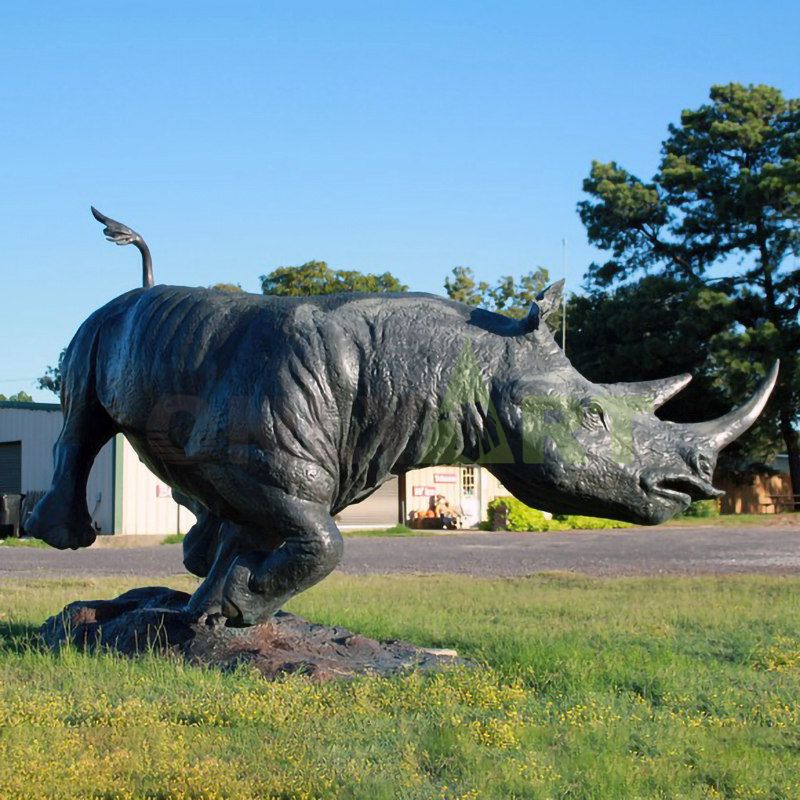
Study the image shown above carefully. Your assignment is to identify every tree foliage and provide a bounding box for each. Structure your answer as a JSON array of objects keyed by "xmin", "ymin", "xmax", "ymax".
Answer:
[
  {"xmin": 210, "ymin": 282, "xmax": 244, "ymax": 292},
  {"xmin": 0, "ymin": 390, "xmax": 33, "ymax": 403},
  {"xmin": 38, "ymin": 349, "xmax": 65, "ymax": 397},
  {"xmin": 261, "ymin": 261, "xmax": 407, "ymax": 296},
  {"xmin": 444, "ymin": 266, "xmax": 560, "ymax": 325},
  {"xmin": 577, "ymin": 83, "xmax": 800, "ymax": 491}
]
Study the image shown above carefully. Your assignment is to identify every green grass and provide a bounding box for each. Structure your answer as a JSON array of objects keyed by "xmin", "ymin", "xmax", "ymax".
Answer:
[
  {"xmin": 0, "ymin": 536, "xmax": 51, "ymax": 548},
  {"xmin": 162, "ymin": 525, "xmax": 425, "ymax": 544},
  {"xmin": 341, "ymin": 523, "xmax": 436, "ymax": 537},
  {"xmin": 1, "ymin": 573, "xmax": 799, "ymax": 798}
]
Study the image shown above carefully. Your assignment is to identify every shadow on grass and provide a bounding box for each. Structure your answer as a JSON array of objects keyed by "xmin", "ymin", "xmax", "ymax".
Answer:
[{"xmin": 0, "ymin": 619, "xmax": 43, "ymax": 654}]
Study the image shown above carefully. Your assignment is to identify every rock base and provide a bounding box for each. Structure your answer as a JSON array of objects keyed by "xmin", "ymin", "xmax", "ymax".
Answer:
[{"xmin": 39, "ymin": 586, "xmax": 463, "ymax": 681}]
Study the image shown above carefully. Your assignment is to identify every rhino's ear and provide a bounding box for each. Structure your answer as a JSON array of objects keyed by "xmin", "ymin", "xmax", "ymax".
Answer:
[{"xmin": 524, "ymin": 279, "xmax": 565, "ymax": 332}]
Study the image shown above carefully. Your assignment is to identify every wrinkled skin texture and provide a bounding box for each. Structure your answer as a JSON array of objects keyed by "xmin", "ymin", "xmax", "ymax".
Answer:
[{"xmin": 27, "ymin": 285, "xmax": 760, "ymax": 626}]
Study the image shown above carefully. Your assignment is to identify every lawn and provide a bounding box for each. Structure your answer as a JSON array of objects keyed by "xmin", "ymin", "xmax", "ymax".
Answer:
[
  {"xmin": 1, "ymin": 573, "xmax": 799, "ymax": 798},
  {"xmin": 665, "ymin": 512, "xmax": 800, "ymax": 527}
]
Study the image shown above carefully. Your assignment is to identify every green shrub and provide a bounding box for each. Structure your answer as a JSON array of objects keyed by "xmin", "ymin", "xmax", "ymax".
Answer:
[
  {"xmin": 487, "ymin": 497, "xmax": 631, "ymax": 532},
  {"xmin": 679, "ymin": 499, "xmax": 720, "ymax": 518},
  {"xmin": 161, "ymin": 533, "xmax": 185, "ymax": 545}
]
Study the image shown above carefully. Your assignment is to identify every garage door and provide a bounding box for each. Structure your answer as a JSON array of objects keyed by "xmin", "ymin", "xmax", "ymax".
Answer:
[
  {"xmin": 0, "ymin": 442, "xmax": 22, "ymax": 494},
  {"xmin": 336, "ymin": 477, "xmax": 399, "ymax": 527}
]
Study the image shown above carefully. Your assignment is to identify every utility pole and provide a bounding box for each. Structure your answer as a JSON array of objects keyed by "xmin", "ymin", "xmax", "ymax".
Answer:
[{"xmin": 561, "ymin": 238, "xmax": 567, "ymax": 354}]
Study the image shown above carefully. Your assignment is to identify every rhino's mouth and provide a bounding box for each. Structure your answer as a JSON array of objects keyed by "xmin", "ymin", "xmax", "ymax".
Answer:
[{"xmin": 640, "ymin": 471, "xmax": 723, "ymax": 509}]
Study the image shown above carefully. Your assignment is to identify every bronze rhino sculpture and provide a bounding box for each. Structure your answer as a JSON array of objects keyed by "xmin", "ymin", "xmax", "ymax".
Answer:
[{"xmin": 28, "ymin": 209, "xmax": 778, "ymax": 626}]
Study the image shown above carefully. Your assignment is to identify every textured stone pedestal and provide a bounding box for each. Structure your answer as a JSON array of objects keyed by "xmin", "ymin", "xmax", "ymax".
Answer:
[{"xmin": 39, "ymin": 587, "xmax": 462, "ymax": 681}]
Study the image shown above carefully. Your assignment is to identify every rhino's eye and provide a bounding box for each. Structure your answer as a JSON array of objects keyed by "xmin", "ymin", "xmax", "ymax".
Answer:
[{"xmin": 584, "ymin": 400, "xmax": 609, "ymax": 431}]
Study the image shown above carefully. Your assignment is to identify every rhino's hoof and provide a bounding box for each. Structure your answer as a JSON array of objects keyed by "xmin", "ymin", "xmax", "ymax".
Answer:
[
  {"xmin": 221, "ymin": 556, "xmax": 279, "ymax": 627},
  {"xmin": 26, "ymin": 514, "xmax": 96, "ymax": 550}
]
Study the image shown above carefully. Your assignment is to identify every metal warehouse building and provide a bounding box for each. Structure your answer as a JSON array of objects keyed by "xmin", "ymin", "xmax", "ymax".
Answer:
[
  {"xmin": 0, "ymin": 401, "xmax": 197, "ymax": 535},
  {"xmin": 0, "ymin": 401, "xmax": 511, "ymax": 535}
]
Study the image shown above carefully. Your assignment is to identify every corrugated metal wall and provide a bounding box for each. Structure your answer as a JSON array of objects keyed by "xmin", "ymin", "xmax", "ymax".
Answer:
[
  {"xmin": 88, "ymin": 437, "xmax": 113, "ymax": 532},
  {"xmin": 118, "ymin": 436, "xmax": 197, "ymax": 535},
  {"xmin": 335, "ymin": 477, "xmax": 399, "ymax": 528},
  {"xmin": 0, "ymin": 406, "xmax": 61, "ymax": 491},
  {"xmin": 0, "ymin": 406, "xmax": 113, "ymax": 532}
]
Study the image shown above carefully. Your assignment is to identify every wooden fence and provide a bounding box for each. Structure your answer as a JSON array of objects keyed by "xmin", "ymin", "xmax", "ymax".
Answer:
[{"xmin": 716, "ymin": 473, "xmax": 792, "ymax": 514}]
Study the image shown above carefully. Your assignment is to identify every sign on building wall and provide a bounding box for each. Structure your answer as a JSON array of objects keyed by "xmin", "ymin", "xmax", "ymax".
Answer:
[
  {"xmin": 412, "ymin": 485, "xmax": 437, "ymax": 497},
  {"xmin": 433, "ymin": 472, "xmax": 457, "ymax": 484}
]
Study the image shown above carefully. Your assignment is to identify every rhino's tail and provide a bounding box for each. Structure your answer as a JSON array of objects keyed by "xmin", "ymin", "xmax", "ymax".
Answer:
[{"xmin": 91, "ymin": 206, "xmax": 154, "ymax": 289}]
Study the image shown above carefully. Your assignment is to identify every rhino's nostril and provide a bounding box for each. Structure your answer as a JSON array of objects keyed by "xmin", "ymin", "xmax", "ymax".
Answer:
[
  {"xmin": 689, "ymin": 451, "xmax": 715, "ymax": 481},
  {"xmin": 659, "ymin": 476, "xmax": 714, "ymax": 501}
]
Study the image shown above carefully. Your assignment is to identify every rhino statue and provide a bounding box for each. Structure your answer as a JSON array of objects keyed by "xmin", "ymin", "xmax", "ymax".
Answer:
[{"xmin": 28, "ymin": 209, "xmax": 778, "ymax": 626}]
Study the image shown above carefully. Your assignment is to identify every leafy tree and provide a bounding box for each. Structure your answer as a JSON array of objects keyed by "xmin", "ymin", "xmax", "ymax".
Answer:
[
  {"xmin": 444, "ymin": 266, "xmax": 491, "ymax": 307},
  {"xmin": 578, "ymin": 83, "xmax": 800, "ymax": 499},
  {"xmin": 261, "ymin": 260, "xmax": 407, "ymax": 296},
  {"xmin": 0, "ymin": 390, "xmax": 33, "ymax": 403},
  {"xmin": 444, "ymin": 266, "xmax": 560, "ymax": 325},
  {"xmin": 210, "ymin": 282, "xmax": 244, "ymax": 292},
  {"xmin": 38, "ymin": 349, "xmax": 66, "ymax": 396}
]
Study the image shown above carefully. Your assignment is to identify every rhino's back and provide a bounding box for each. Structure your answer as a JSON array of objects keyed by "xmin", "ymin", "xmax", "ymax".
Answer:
[
  {"xmin": 93, "ymin": 287, "xmax": 277, "ymax": 421},
  {"xmin": 90, "ymin": 286, "xmax": 472, "ymax": 427}
]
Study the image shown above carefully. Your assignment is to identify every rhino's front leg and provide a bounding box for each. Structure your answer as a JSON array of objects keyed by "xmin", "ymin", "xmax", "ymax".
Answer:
[{"xmin": 220, "ymin": 494, "xmax": 344, "ymax": 627}]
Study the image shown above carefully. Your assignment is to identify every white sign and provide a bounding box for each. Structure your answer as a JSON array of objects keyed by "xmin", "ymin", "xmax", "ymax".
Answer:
[
  {"xmin": 433, "ymin": 472, "xmax": 457, "ymax": 484},
  {"xmin": 156, "ymin": 484, "xmax": 172, "ymax": 499},
  {"xmin": 412, "ymin": 485, "xmax": 437, "ymax": 497}
]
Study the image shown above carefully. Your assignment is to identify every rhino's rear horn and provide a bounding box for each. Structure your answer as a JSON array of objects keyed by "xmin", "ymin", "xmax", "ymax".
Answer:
[
  {"xmin": 603, "ymin": 373, "xmax": 692, "ymax": 410},
  {"xmin": 687, "ymin": 361, "xmax": 780, "ymax": 451}
]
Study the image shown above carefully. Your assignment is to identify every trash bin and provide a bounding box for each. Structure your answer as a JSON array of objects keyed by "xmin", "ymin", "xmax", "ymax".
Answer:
[{"xmin": 0, "ymin": 494, "xmax": 23, "ymax": 539}]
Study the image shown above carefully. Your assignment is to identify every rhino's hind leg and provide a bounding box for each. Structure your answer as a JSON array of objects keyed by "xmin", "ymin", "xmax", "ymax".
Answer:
[
  {"xmin": 184, "ymin": 521, "xmax": 255, "ymax": 620},
  {"xmin": 26, "ymin": 405, "xmax": 114, "ymax": 550},
  {"xmin": 183, "ymin": 517, "xmax": 284, "ymax": 621},
  {"xmin": 220, "ymin": 492, "xmax": 344, "ymax": 627},
  {"xmin": 173, "ymin": 493, "xmax": 223, "ymax": 578}
]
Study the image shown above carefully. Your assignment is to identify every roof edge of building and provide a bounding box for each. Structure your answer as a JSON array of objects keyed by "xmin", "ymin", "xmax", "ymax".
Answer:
[{"xmin": 0, "ymin": 401, "xmax": 61, "ymax": 412}]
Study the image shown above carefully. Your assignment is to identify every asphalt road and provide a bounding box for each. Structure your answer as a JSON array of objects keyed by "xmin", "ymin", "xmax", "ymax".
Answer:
[{"xmin": 1, "ymin": 525, "xmax": 799, "ymax": 580}]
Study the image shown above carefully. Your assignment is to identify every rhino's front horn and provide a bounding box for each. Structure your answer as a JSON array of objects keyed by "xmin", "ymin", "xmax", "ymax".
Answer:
[
  {"xmin": 687, "ymin": 361, "xmax": 780, "ymax": 451},
  {"xmin": 603, "ymin": 373, "xmax": 692, "ymax": 410}
]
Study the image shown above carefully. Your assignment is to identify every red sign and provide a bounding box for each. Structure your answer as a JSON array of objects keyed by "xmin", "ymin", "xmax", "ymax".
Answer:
[
  {"xmin": 412, "ymin": 485, "xmax": 437, "ymax": 497},
  {"xmin": 434, "ymin": 472, "xmax": 457, "ymax": 484}
]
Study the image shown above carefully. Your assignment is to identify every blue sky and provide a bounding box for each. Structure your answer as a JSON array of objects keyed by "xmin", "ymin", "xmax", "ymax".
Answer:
[{"xmin": 1, "ymin": 1, "xmax": 798, "ymax": 400}]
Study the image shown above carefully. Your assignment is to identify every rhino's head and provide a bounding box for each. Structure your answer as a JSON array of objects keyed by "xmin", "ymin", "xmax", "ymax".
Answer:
[{"xmin": 486, "ymin": 282, "xmax": 779, "ymax": 525}]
